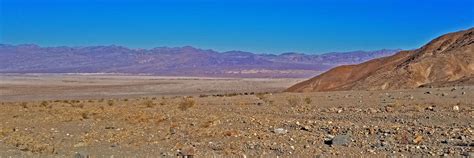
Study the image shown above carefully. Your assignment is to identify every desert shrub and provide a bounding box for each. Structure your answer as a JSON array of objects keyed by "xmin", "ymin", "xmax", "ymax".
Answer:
[
  {"xmin": 107, "ymin": 100, "xmax": 114, "ymax": 106},
  {"xmin": 159, "ymin": 101, "xmax": 167, "ymax": 106},
  {"xmin": 81, "ymin": 112, "xmax": 90, "ymax": 119},
  {"xmin": 255, "ymin": 93, "xmax": 266, "ymax": 100},
  {"xmin": 225, "ymin": 93, "xmax": 239, "ymax": 97},
  {"xmin": 143, "ymin": 100, "xmax": 155, "ymax": 108},
  {"xmin": 71, "ymin": 103, "xmax": 84, "ymax": 108},
  {"xmin": 20, "ymin": 102, "xmax": 28, "ymax": 108},
  {"xmin": 267, "ymin": 100, "xmax": 275, "ymax": 106},
  {"xmin": 40, "ymin": 101, "xmax": 49, "ymax": 107},
  {"xmin": 287, "ymin": 97, "xmax": 301, "ymax": 106},
  {"xmin": 304, "ymin": 97, "xmax": 312, "ymax": 104},
  {"xmin": 179, "ymin": 98, "xmax": 196, "ymax": 111}
]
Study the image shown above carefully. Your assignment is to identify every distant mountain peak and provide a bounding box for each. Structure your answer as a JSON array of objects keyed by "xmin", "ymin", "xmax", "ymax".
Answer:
[{"xmin": 0, "ymin": 43, "xmax": 400, "ymax": 78}]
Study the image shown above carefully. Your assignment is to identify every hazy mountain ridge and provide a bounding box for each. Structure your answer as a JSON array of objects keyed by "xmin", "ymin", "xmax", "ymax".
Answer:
[{"xmin": 0, "ymin": 44, "xmax": 399, "ymax": 78}]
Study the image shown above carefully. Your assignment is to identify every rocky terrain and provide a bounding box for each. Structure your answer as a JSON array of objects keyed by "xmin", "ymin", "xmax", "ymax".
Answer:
[
  {"xmin": 0, "ymin": 85, "xmax": 472, "ymax": 157},
  {"xmin": 287, "ymin": 28, "xmax": 474, "ymax": 92},
  {"xmin": 0, "ymin": 44, "xmax": 398, "ymax": 78}
]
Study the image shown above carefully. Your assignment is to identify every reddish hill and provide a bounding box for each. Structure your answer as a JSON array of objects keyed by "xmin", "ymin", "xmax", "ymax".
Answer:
[{"xmin": 286, "ymin": 28, "xmax": 474, "ymax": 92}]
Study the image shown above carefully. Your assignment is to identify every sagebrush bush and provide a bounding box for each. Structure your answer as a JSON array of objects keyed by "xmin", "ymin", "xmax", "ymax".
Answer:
[
  {"xmin": 20, "ymin": 102, "xmax": 28, "ymax": 108},
  {"xmin": 287, "ymin": 97, "xmax": 301, "ymax": 106},
  {"xmin": 143, "ymin": 100, "xmax": 155, "ymax": 108},
  {"xmin": 107, "ymin": 100, "xmax": 114, "ymax": 106},
  {"xmin": 304, "ymin": 97, "xmax": 312, "ymax": 104},
  {"xmin": 179, "ymin": 98, "xmax": 196, "ymax": 111},
  {"xmin": 255, "ymin": 93, "xmax": 266, "ymax": 100},
  {"xmin": 40, "ymin": 101, "xmax": 49, "ymax": 107}
]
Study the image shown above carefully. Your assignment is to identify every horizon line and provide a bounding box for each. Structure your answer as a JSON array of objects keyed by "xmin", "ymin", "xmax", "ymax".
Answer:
[{"xmin": 0, "ymin": 43, "xmax": 404, "ymax": 55}]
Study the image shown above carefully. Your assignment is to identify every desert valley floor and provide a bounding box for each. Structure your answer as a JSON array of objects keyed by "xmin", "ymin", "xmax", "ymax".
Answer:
[{"xmin": 0, "ymin": 74, "xmax": 473, "ymax": 157}]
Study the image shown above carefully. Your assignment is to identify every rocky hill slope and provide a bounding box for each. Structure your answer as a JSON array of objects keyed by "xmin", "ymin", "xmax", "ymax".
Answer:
[{"xmin": 286, "ymin": 28, "xmax": 474, "ymax": 92}]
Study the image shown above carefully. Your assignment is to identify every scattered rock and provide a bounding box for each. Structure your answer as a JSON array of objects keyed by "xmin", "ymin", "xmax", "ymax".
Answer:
[
  {"xmin": 74, "ymin": 142, "xmax": 87, "ymax": 148},
  {"xmin": 453, "ymin": 106, "xmax": 460, "ymax": 111},
  {"xmin": 178, "ymin": 147, "xmax": 196, "ymax": 157},
  {"xmin": 367, "ymin": 108, "xmax": 378, "ymax": 114},
  {"xmin": 74, "ymin": 152, "xmax": 89, "ymax": 158},
  {"xmin": 325, "ymin": 135, "xmax": 351, "ymax": 146},
  {"xmin": 426, "ymin": 106, "xmax": 434, "ymax": 111},
  {"xmin": 413, "ymin": 135, "xmax": 423, "ymax": 144},
  {"xmin": 273, "ymin": 128, "xmax": 288, "ymax": 134},
  {"xmin": 300, "ymin": 125, "xmax": 311, "ymax": 131},
  {"xmin": 462, "ymin": 152, "xmax": 474, "ymax": 157}
]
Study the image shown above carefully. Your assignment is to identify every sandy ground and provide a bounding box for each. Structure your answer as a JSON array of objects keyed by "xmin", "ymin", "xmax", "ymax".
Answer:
[
  {"xmin": 0, "ymin": 74, "xmax": 473, "ymax": 157},
  {"xmin": 0, "ymin": 74, "xmax": 302, "ymax": 101}
]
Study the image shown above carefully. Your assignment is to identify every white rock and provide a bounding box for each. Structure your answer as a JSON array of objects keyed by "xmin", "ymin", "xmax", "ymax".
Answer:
[
  {"xmin": 273, "ymin": 128, "xmax": 287, "ymax": 134},
  {"xmin": 453, "ymin": 106, "xmax": 460, "ymax": 111}
]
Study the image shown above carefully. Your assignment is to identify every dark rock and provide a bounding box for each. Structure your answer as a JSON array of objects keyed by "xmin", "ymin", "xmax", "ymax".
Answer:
[{"xmin": 74, "ymin": 152, "xmax": 89, "ymax": 158}]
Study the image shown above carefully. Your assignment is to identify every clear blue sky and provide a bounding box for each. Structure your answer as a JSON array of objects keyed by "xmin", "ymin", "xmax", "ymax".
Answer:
[{"xmin": 1, "ymin": 0, "xmax": 473, "ymax": 54}]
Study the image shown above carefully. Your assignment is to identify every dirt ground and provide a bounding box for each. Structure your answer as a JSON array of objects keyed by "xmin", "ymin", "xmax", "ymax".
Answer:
[
  {"xmin": 0, "ymin": 75, "xmax": 473, "ymax": 157},
  {"xmin": 0, "ymin": 74, "xmax": 302, "ymax": 101}
]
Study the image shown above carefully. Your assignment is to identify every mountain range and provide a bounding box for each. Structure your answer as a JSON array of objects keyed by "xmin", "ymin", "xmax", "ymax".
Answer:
[
  {"xmin": 286, "ymin": 27, "xmax": 474, "ymax": 92},
  {"xmin": 0, "ymin": 44, "xmax": 399, "ymax": 78}
]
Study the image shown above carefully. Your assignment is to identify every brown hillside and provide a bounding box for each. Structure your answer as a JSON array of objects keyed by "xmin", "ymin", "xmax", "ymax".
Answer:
[{"xmin": 286, "ymin": 28, "xmax": 474, "ymax": 92}]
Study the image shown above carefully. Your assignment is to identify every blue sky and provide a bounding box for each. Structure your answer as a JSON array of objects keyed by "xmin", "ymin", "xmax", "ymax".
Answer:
[{"xmin": 1, "ymin": 0, "xmax": 473, "ymax": 54}]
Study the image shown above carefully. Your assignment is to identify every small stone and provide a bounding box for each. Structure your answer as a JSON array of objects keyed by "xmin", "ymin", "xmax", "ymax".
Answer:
[
  {"xmin": 301, "ymin": 126, "xmax": 311, "ymax": 131},
  {"xmin": 385, "ymin": 106, "xmax": 395, "ymax": 113},
  {"xmin": 413, "ymin": 135, "xmax": 423, "ymax": 144},
  {"xmin": 325, "ymin": 135, "xmax": 351, "ymax": 146},
  {"xmin": 178, "ymin": 147, "xmax": 196, "ymax": 157},
  {"xmin": 368, "ymin": 108, "xmax": 378, "ymax": 113},
  {"xmin": 426, "ymin": 106, "xmax": 434, "ymax": 111},
  {"xmin": 461, "ymin": 92, "xmax": 466, "ymax": 95},
  {"xmin": 462, "ymin": 152, "xmax": 474, "ymax": 157},
  {"xmin": 273, "ymin": 128, "xmax": 288, "ymax": 134},
  {"xmin": 74, "ymin": 142, "xmax": 87, "ymax": 148},
  {"xmin": 74, "ymin": 152, "xmax": 89, "ymax": 158},
  {"xmin": 367, "ymin": 149, "xmax": 376, "ymax": 154},
  {"xmin": 453, "ymin": 106, "xmax": 460, "ymax": 111},
  {"xmin": 425, "ymin": 91, "xmax": 432, "ymax": 94}
]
